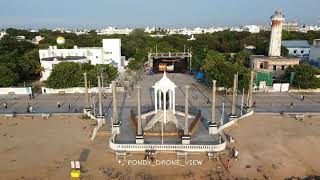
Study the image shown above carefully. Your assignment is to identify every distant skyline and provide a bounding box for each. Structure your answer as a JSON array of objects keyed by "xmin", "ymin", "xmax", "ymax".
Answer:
[{"xmin": 0, "ymin": 0, "xmax": 319, "ymax": 29}]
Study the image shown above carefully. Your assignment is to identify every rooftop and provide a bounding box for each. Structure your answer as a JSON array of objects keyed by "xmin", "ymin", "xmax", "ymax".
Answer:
[
  {"xmin": 41, "ymin": 56, "xmax": 88, "ymax": 61},
  {"xmin": 282, "ymin": 40, "xmax": 310, "ymax": 48}
]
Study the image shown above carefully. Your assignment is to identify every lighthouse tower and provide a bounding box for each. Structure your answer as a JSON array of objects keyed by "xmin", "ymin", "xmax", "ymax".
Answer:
[{"xmin": 268, "ymin": 11, "xmax": 285, "ymax": 57}]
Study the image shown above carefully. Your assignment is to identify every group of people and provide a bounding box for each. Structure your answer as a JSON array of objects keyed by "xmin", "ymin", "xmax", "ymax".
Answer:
[{"xmin": 226, "ymin": 147, "xmax": 239, "ymax": 170}]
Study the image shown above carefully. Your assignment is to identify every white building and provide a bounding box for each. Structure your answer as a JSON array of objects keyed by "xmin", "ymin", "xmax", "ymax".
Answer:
[
  {"xmin": 0, "ymin": 31, "xmax": 7, "ymax": 39},
  {"xmin": 97, "ymin": 27, "xmax": 133, "ymax": 35},
  {"xmin": 300, "ymin": 25, "xmax": 320, "ymax": 33},
  {"xmin": 16, "ymin": 36, "xmax": 26, "ymax": 41},
  {"xmin": 245, "ymin": 25, "xmax": 260, "ymax": 33},
  {"xmin": 39, "ymin": 39, "xmax": 123, "ymax": 81},
  {"xmin": 144, "ymin": 26, "xmax": 156, "ymax": 33},
  {"xmin": 282, "ymin": 40, "xmax": 310, "ymax": 60},
  {"xmin": 32, "ymin": 36, "xmax": 44, "ymax": 45},
  {"xmin": 229, "ymin": 26, "xmax": 245, "ymax": 32},
  {"xmin": 309, "ymin": 39, "xmax": 320, "ymax": 63}
]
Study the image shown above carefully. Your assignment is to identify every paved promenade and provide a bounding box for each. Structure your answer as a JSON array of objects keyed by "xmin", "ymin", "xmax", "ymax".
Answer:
[{"xmin": 1, "ymin": 73, "xmax": 320, "ymax": 116}]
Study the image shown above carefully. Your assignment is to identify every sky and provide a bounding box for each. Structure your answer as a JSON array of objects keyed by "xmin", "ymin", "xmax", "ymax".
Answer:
[{"xmin": 0, "ymin": 0, "xmax": 319, "ymax": 29}]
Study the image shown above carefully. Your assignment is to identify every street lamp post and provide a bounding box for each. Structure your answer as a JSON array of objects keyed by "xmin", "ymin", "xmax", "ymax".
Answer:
[
  {"xmin": 83, "ymin": 73, "xmax": 90, "ymax": 110},
  {"xmin": 241, "ymin": 88, "xmax": 244, "ymax": 116}
]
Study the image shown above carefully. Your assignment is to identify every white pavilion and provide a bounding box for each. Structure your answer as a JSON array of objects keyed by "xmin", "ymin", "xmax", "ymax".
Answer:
[
  {"xmin": 109, "ymin": 72, "xmax": 227, "ymax": 155},
  {"xmin": 144, "ymin": 72, "xmax": 179, "ymax": 130}
]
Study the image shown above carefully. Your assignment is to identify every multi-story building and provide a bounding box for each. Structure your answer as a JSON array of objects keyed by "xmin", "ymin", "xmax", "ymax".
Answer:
[
  {"xmin": 283, "ymin": 21, "xmax": 299, "ymax": 32},
  {"xmin": 309, "ymin": 39, "xmax": 320, "ymax": 66},
  {"xmin": 282, "ymin": 40, "xmax": 310, "ymax": 60},
  {"xmin": 97, "ymin": 27, "xmax": 133, "ymax": 35},
  {"xmin": 251, "ymin": 11, "xmax": 300, "ymax": 81},
  {"xmin": 39, "ymin": 39, "xmax": 123, "ymax": 81},
  {"xmin": 245, "ymin": 25, "xmax": 260, "ymax": 33}
]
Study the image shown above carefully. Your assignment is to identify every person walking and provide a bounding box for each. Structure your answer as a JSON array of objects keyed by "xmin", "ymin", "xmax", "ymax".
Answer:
[
  {"xmin": 27, "ymin": 104, "xmax": 30, "ymax": 113},
  {"xmin": 29, "ymin": 105, "xmax": 33, "ymax": 113},
  {"xmin": 233, "ymin": 148, "xmax": 239, "ymax": 160},
  {"xmin": 57, "ymin": 101, "xmax": 61, "ymax": 108},
  {"xmin": 290, "ymin": 102, "xmax": 294, "ymax": 109},
  {"xmin": 3, "ymin": 101, "xmax": 7, "ymax": 113}
]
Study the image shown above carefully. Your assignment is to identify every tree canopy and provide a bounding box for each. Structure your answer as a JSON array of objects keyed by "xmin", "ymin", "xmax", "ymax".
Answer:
[
  {"xmin": 45, "ymin": 62, "xmax": 118, "ymax": 89},
  {"xmin": 2, "ymin": 28, "xmax": 320, "ymax": 87},
  {"xmin": 285, "ymin": 64, "xmax": 320, "ymax": 89},
  {"xmin": 202, "ymin": 51, "xmax": 250, "ymax": 89}
]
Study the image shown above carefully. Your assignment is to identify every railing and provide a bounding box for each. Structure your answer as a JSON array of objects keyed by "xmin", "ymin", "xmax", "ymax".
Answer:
[
  {"xmin": 149, "ymin": 52, "xmax": 191, "ymax": 58},
  {"xmin": 130, "ymin": 105, "xmax": 201, "ymax": 116},
  {"xmin": 109, "ymin": 136, "xmax": 226, "ymax": 152}
]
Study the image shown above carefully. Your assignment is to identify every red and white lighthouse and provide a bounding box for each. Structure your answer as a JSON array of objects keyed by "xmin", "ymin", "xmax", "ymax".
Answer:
[{"xmin": 268, "ymin": 11, "xmax": 285, "ymax": 57}]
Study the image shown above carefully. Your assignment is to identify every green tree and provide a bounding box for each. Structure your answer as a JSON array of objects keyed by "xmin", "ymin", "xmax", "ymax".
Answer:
[
  {"xmin": 45, "ymin": 62, "xmax": 83, "ymax": 88},
  {"xmin": 203, "ymin": 51, "xmax": 250, "ymax": 89},
  {"xmin": 233, "ymin": 51, "xmax": 252, "ymax": 67},
  {"xmin": 20, "ymin": 49, "xmax": 42, "ymax": 80},
  {"xmin": 45, "ymin": 62, "xmax": 118, "ymax": 88},
  {"xmin": 0, "ymin": 64, "xmax": 19, "ymax": 87},
  {"xmin": 87, "ymin": 64, "xmax": 118, "ymax": 87},
  {"xmin": 285, "ymin": 64, "xmax": 320, "ymax": 89}
]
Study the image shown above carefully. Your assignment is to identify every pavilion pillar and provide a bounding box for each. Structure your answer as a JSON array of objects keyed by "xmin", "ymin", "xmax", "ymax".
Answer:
[
  {"xmin": 164, "ymin": 90, "xmax": 167, "ymax": 124},
  {"xmin": 136, "ymin": 85, "xmax": 144, "ymax": 144},
  {"xmin": 83, "ymin": 72, "xmax": 90, "ymax": 110},
  {"xmin": 182, "ymin": 85, "xmax": 190, "ymax": 144},
  {"xmin": 173, "ymin": 89, "xmax": 176, "ymax": 115},
  {"xmin": 221, "ymin": 103, "xmax": 225, "ymax": 127},
  {"xmin": 159, "ymin": 91, "xmax": 162, "ymax": 109},
  {"xmin": 209, "ymin": 80, "xmax": 218, "ymax": 134},
  {"xmin": 97, "ymin": 76, "xmax": 105, "ymax": 124},
  {"xmin": 112, "ymin": 81, "xmax": 120, "ymax": 134},
  {"xmin": 169, "ymin": 90, "xmax": 172, "ymax": 110}
]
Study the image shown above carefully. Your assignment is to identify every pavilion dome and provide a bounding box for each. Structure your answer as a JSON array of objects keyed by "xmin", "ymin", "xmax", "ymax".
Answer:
[{"xmin": 152, "ymin": 72, "xmax": 177, "ymax": 93}]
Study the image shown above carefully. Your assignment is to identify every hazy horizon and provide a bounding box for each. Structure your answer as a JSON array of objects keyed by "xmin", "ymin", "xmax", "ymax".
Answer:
[{"xmin": 0, "ymin": 0, "xmax": 319, "ymax": 29}]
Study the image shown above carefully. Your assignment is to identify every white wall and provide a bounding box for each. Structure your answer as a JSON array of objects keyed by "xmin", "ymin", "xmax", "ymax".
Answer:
[
  {"xmin": 272, "ymin": 83, "xmax": 290, "ymax": 92},
  {"xmin": 42, "ymin": 86, "xmax": 124, "ymax": 94},
  {"xmin": 103, "ymin": 39, "xmax": 121, "ymax": 66},
  {"xmin": 39, "ymin": 47, "xmax": 103, "ymax": 65},
  {"xmin": 309, "ymin": 46, "xmax": 320, "ymax": 61},
  {"xmin": 287, "ymin": 47, "xmax": 310, "ymax": 58},
  {"xmin": 0, "ymin": 87, "xmax": 32, "ymax": 95}
]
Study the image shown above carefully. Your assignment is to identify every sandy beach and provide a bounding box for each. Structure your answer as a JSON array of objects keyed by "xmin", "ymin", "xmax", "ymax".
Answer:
[{"xmin": 0, "ymin": 114, "xmax": 320, "ymax": 179}]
